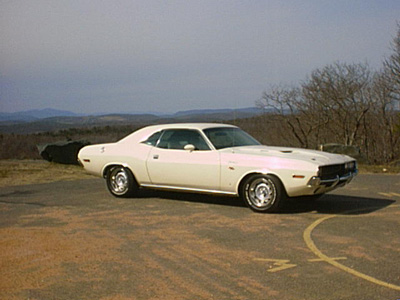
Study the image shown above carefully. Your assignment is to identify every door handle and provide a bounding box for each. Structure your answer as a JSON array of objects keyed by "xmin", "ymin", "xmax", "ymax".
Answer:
[{"xmin": 153, "ymin": 154, "xmax": 159, "ymax": 159}]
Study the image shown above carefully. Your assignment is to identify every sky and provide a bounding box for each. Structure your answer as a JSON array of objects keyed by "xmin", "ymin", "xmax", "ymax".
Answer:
[{"xmin": 1, "ymin": 1, "xmax": 400, "ymax": 114}]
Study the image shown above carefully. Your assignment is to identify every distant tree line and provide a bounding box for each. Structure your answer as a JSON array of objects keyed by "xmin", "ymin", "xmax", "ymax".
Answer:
[
  {"xmin": 0, "ymin": 125, "xmax": 142, "ymax": 160},
  {"xmin": 256, "ymin": 23, "xmax": 400, "ymax": 164}
]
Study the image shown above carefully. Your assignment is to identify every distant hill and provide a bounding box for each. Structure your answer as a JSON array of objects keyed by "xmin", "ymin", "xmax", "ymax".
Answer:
[
  {"xmin": 0, "ymin": 107, "xmax": 264, "ymax": 134},
  {"xmin": 0, "ymin": 108, "xmax": 80, "ymax": 122},
  {"xmin": 173, "ymin": 107, "xmax": 260, "ymax": 117}
]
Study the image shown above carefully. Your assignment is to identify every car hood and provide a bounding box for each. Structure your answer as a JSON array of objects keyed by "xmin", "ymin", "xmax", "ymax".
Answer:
[{"xmin": 221, "ymin": 145, "xmax": 354, "ymax": 165}]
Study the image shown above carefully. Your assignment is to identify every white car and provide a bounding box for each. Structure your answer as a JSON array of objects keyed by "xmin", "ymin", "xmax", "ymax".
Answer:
[{"xmin": 78, "ymin": 123, "xmax": 357, "ymax": 212}]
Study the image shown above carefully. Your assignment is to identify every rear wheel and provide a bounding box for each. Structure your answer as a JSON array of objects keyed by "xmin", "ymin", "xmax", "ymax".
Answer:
[
  {"xmin": 241, "ymin": 174, "xmax": 286, "ymax": 213},
  {"xmin": 106, "ymin": 166, "xmax": 138, "ymax": 198}
]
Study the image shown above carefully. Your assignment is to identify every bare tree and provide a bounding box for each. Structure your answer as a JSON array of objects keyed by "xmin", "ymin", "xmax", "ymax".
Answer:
[
  {"xmin": 384, "ymin": 22, "xmax": 400, "ymax": 104},
  {"xmin": 301, "ymin": 62, "xmax": 372, "ymax": 146},
  {"xmin": 257, "ymin": 86, "xmax": 325, "ymax": 148},
  {"xmin": 364, "ymin": 71, "xmax": 400, "ymax": 163},
  {"xmin": 371, "ymin": 23, "xmax": 400, "ymax": 162},
  {"xmin": 257, "ymin": 63, "xmax": 372, "ymax": 149}
]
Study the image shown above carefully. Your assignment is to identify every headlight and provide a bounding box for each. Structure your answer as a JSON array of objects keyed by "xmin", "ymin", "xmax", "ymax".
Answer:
[
  {"xmin": 345, "ymin": 161, "xmax": 356, "ymax": 171},
  {"xmin": 307, "ymin": 176, "xmax": 321, "ymax": 187}
]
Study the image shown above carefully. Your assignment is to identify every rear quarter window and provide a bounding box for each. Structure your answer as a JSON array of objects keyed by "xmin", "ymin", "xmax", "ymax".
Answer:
[{"xmin": 142, "ymin": 131, "xmax": 162, "ymax": 146}]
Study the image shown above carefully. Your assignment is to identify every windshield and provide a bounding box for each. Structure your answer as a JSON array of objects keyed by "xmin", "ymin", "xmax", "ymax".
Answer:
[{"xmin": 203, "ymin": 127, "xmax": 261, "ymax": 150}]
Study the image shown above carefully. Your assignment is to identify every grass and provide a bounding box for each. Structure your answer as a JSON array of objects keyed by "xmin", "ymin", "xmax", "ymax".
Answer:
[
  {"xmin": 358, "ymin": 164, "xmax": 400, "ymax": 174},
  {"xmin": 0, "ymin": 160, "xmax": 96, "ymax": 188}
]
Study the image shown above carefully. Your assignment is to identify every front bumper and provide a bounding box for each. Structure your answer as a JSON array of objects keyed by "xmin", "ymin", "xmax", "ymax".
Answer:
[{"xmin": 307, "ymin": 169, "xmax": 358, "ymax": 194}]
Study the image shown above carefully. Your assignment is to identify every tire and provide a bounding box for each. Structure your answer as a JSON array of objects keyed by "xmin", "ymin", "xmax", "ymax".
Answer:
[
  {"xmin": 106, "ymin": 166, "xmax": 138, "ymax": 198},
  {"xmin": 241, "ymin": 174, "xmax": 286, "ymax": 213}
]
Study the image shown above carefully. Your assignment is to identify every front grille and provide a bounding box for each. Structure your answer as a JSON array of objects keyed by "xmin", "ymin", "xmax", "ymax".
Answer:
[{"xmin": 318, "ymin": 162, "xmax": 356, "ymax": 181}]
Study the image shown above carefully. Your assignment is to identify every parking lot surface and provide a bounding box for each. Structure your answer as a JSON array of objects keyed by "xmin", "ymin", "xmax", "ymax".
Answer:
[{"xmin": 1, "ymin": 174, "xmax": 399, "ymax": 300}]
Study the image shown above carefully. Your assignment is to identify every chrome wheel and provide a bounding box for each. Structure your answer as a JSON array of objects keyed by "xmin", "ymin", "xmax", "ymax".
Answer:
[
  {"xmin": 106, "ymin": 166, "xmax": 138, "ymax": 197},
  {"xmin": 241, "ymin": 174, "xmax": 285, "ymax": 213},
  {"xmin": 110, "ymin": 168, "xmax": 129, "ymax": 195},
  {"xmin": 247, "ymin": 177, "xmax": 276, "ymax": 208}
]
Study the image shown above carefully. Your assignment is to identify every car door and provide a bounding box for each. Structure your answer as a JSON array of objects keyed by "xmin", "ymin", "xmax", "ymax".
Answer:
[{"xmin": 146, "ymin": 129, "xmax": 221, "ymax": 190}]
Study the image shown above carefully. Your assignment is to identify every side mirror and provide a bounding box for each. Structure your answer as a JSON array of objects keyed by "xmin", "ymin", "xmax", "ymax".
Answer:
[{"xmin": 184, "ymin": 144, "xmax": 196, "ymax": 152}]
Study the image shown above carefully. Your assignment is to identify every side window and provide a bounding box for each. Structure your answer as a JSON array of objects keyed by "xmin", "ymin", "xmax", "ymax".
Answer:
[
  {"xmin": 157, "ymin": 130, "xmax": 175, "ymax": 149},
  {"xmin": 142, "ymin": 131, "xmax": 162, "ymax": 146},
  {"xmin": 157, "ymin": 129, "xmax": 210, "ymax": 150}
]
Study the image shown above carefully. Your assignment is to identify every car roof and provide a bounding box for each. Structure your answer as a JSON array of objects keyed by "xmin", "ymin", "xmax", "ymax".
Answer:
[
  {"xmin": 144, "ymin": 123, "xmax": 237, "ymax": 131},
  {"xmin": 119, "ymin": 123, "xmax": 238, "ymax": 144}
]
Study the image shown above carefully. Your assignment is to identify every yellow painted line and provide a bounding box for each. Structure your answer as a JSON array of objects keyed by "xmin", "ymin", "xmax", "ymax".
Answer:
[
  {"xmin": 303, "ymin": 212, "xmax": 400, "ymax": 291},
  {"xmin": 378, "ymin": 192, "xmax": 400, "ymax": 198},
  {"xmin": 308, "ymin": 256, "xmax": 347, "ymax": 262},
  {"xmin": 254, "ymin": 258, "xmax": 297, "ymax": 273}
]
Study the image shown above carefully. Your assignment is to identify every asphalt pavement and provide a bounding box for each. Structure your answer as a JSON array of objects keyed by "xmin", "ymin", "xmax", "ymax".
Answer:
[{"xmin": 0, "ymin": 174, "xmax": 399, "ymax": 300}]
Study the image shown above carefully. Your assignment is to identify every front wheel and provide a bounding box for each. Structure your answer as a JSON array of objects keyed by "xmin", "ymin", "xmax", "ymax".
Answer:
[
  {"xmin": 106, "ymin": 166, "xmax": 138, "ymax": 198},
  {"xmin": 241, "ymin": 174, "xmax": 286, "ymax": 213}
]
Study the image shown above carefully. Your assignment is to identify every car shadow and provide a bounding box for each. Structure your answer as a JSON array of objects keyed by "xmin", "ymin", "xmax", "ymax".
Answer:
[
  {"xmin": 136, "ymin": 189, "xmax": 246, "ymax": 208},
  {"xmin": 281, "ymin": 194, "xmax": 396, "ymax": 215},
  {"xmin": 135, "ymin": 189, "xmax": 396, "ymax": 215}
]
